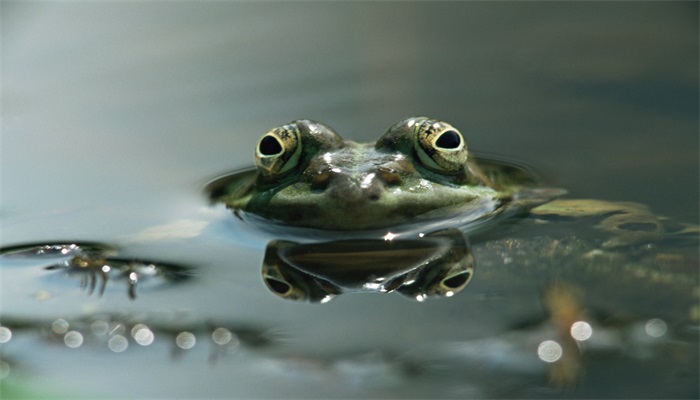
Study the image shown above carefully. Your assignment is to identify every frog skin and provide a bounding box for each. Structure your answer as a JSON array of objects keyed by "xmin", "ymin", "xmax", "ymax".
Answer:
[
  {"xmin": 214, "ymin": 117, "xmax": 553, "ymax": 233},
  {"xmin": 213, "ymin": 117, "xmax": 684, "ymax": 246}
]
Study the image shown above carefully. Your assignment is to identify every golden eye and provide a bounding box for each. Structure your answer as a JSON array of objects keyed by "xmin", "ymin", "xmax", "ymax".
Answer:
[
  {"xmin": 413, "ymin": 119, "xmax": 468, "ymax": 174},
  {"xmin": 255, "ymin": 124, "xmax": 302, "ymax": 176}
]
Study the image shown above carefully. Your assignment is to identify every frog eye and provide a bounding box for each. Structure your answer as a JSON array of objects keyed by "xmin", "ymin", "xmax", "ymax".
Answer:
[
  {"xmin": 255, "ymin": 124, "xmax": 302, "ymax": 176},
  {"xmin": 413, "ymin": 119, "xmax": 468, "ymax": 174}
]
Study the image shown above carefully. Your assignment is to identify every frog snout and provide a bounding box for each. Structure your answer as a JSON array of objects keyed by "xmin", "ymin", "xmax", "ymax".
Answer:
[{"xmin": 312, "ymin": 170, "xmax": 400, "ymax": 204}]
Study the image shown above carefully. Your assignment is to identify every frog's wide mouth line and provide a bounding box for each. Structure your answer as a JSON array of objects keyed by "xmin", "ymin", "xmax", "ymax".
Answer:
[
  {"xmin": 203, "ymin": 149, "xmax": 556, "ymax": 233},
  {"xmin": 202, "ymin": 153, "xmax": 548, "ymax": 200}
]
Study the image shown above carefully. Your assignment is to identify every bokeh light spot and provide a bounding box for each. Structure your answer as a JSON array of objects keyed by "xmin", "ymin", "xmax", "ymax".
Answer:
[
  {"xmin": 64, "ymin": 331, "xmax": 84, "ymax": 348},
  {"xmin": 0, "ymin": 361, "xmax": 10, "ymax": 380},
  {"xmin": 0, "ymin": 327, "xmax": 12, "ymax": 343},
  {"xmin": 537, "ymin": 340, "xmax": 562, "ymax": 363},
  {"xmin": 52, "ymin": 319, "xmax": 70, "ymax": 334},
  {"xmin": 645, "ymin": 318, "xmax": 667, "ymax": 338},
  {"xmin": 176, "ymin": 332, "xmax": 196, "ymax": 349},
  {"xmin": 108, "ymin": 335, "xmax": 128, "ymax": 352},
  {"xmin": 570, "ymin": 321, "xmax": 593, "ymax": 341},
  {"xmin": 132, "ymin": 324, "xmax": 154, "ymax": 346},
  {"xmin": 211, "ymin": 328, "xmax": 232, "ymax": 345}
]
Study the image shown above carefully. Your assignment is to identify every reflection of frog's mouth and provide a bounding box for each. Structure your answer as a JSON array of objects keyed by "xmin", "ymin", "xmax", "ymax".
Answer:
[{"xmin": 261, "ymin": 228, "xmax": 475, "ymax": 303}]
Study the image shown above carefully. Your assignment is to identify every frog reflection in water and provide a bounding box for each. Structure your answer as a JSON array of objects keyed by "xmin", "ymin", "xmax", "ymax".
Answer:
[{"xmin": 211, "ymin": 117, "xmax": 690, "ymax": 302}]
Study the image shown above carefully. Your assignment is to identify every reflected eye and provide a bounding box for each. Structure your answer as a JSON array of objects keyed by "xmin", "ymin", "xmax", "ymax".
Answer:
[
  {"xmin": 255, "ymin": 124, "xmax": 302, "ymax": 176},
  {"xmin": 441, "ymin": 270, "xmax": 471, "ymax": 291},
  {"xmin": 413, "ymin": 119, "xmax": 468, "ymax": 174}
]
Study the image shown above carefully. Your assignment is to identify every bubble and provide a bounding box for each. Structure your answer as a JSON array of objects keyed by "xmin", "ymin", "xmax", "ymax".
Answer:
[
  {"xmin": 645, "ymin": 318, "xmax": 667, "ymax": 338},
  {"xmin": 175, "ymin": 332, "xmax": 196, "ymax": 349},
  {"xmin": 537, "ymin": 340, "xmax": 563, "ymax": 363},
  {"xmin": 0, "ymin": 327, "xmax": 12, "ymax": 343},
  {"xmin": 64, "ymin": 331, "xmax": 84, "ymax": 348},
  {"xmin": 52, "ymin": 319, "xmax": 69, "ymax": 334},
  {"xmin": 570, "ymin": 321, "xmax": 593, "ymax": 341},
  {"xmin": 108, "ymin": 335, "xmax": 128, "ymax": 352}
]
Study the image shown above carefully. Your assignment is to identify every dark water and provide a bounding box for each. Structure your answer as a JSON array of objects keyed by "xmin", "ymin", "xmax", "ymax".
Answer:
[{"xmin": 1, "ymin": 2, "xmax": 698, "ymax": 398}]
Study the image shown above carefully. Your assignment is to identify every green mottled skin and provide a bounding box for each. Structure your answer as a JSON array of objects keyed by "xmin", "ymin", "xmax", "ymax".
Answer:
[{"xmin": 216, "ymin": 118, "xmax": 535, "ymax": 231}]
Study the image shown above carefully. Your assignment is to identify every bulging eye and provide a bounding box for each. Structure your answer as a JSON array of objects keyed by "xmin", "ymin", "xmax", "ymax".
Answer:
[
  {"xmin": 255, "ymin": 124, "xmax": 302, "ymax": 176},
  {"xmin": 413, "ymin": 119, "xmax": 468, "ymax": 174}
]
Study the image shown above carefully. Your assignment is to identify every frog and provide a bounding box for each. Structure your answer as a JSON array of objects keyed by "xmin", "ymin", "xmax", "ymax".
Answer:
[
  {"xmin": 212, "ymin": 117, "xmax": 555, "ymax": 234},
  {"xmin": 210, "ymin": 117, "xmax": 685, "ymax": 245},
  {"xmin": 208, "ymin": 117, "xmax": 696, "ymax": 303}
]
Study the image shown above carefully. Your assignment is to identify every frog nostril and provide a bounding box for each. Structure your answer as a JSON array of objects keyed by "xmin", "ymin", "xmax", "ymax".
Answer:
[
  {"xmin": 310, "ymin": 172, "xmax": 332, "ymax": 192},
  {"xmin": 376, "ymin": 168, "xmax": 402, "ymax": 187}
]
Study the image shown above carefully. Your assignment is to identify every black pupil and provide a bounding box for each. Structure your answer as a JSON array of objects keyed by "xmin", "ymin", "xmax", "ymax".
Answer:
[
  {"xmin": 435, "ymin": 130, "xmax": 461, "ymax": 149},
  {"xmin": 259, "ymin": 135, "xmax": 283, "ymax": 155},
  {"xmin": 443, "ymin": 272, "xmax": 470, "ymax": 289},
  {"xmin": 266, "ymin": 278, "xmax": 291, "ymax": 295}
]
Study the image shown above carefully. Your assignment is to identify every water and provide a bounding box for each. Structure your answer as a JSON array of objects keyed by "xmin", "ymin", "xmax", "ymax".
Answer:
[{"xmin": 1, "ymin": 2, "xmax": 698, "ymax": 398}]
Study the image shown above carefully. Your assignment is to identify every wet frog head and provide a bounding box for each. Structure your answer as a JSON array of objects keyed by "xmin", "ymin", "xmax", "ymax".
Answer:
[{"xmin": 214, "ymin": 117, "xmax": 536, "ymax": 231}]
